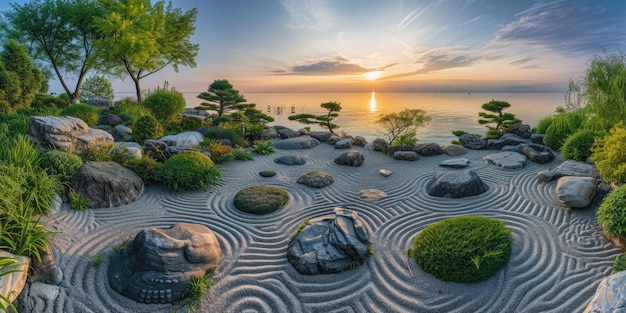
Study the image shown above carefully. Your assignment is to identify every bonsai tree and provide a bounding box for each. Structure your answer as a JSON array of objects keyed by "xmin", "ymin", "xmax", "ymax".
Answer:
[
  {"xmin": 478, "ymin": 99, "xmax": 520, "ymax": 138},
  {"xmin": 196, "ymin": 79, "xmax": 246, "ymax": 118},
  {"xmin": 289, "ymin": 101, "xmax": 342, "ymax": 134},
  {"xmin": 376, "ymin": 109, "xmax": 431, "ymax": 145}
]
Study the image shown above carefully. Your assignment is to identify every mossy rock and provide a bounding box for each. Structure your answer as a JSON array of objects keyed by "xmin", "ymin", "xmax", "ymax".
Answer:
[
  {"xmin": 259, "ymin": 170, "xmax": 276, "ymax": 177},
  {"xmin": 408, "ymin": 215, "xmax": 511, "ymax": 282},
  {"xmin": 234, "ymin": 185, "xmax": 289, "ymax": 214}
]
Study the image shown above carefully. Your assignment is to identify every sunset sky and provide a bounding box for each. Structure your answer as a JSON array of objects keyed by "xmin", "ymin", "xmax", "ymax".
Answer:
[{"xmin": 1, "ymin": 0, "xmax": 625, "ymax": 94}]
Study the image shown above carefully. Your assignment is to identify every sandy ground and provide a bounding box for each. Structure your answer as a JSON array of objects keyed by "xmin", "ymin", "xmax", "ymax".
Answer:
[{"xmin": 33, "ymin": 139, "xmax": 619, "ymax": 313}]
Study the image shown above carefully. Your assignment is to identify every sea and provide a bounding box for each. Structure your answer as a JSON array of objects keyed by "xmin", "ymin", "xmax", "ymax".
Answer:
[{"xmin": 166, "ymin": 91, "xmax": 563, "ymax": 145}]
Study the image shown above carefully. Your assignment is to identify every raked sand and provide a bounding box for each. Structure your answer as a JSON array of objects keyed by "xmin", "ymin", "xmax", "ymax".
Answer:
[{"xmin": 36, "ymin": 140, "xmax": 619, "ymax": 313}]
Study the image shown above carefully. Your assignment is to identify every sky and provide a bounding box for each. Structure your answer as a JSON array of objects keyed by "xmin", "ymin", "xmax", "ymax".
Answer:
[{"xmin": 1, "ymin": 0, "xmax": 625, "ymax": 94}]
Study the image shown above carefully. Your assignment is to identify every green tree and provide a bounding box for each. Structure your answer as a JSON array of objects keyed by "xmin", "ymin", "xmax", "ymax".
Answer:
[
  {"xmin": 584, "ymin": 52, "xmax": 626, "ymax": 130},
  {"xmin": 80, "ymin": 75, "xmax": 114, "ymax": 101},
  {"xmin": 1, "ymin": 0, "xmax": 105, "ymax": 101},
  {"xmin": 141, "ymin": 89, "xmax": 186, "ymax": 128},
  {"xmin": 94, "ymin": 0, "xmax": 199, "ymax": 102},
  {"xmin": 376, "ymin": 109, "xmax": 431, "ymax": 145},
  {"xmin": 478, "ymin": 99, "xmax": 520, "ymax": 137},
  {"xmin": 289, "ymin": 101, "xmax": 342, "ymax": 134},
  {"xmin": 196, "ymin": 79, "xmax": 247, "ymax": 118},
  {"xmin": 0, "ymin": 40, "xmax": 44, "ymax": 113}
]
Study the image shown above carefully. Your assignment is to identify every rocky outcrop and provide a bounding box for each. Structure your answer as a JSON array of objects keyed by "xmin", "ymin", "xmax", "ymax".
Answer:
[
  {"xmin": 386, "ymin": 145, "xmax": 413, "ymax": 156},
  {"xmin": 297, "ymin": 171, "xmax": 334, "ymax": 188},
  {"xmin": 71, "ymin": 161, "xmax": 144, "ymax": 208},
  {"xmin": 427, "ymin": 170, "xmax": 489, "ymax": 198},
  {"xmin": 584, "ymin": 270, "xmax": 626, "ymax": 313},
  {"xmin": 28, "ymin": 116, "xmax": 114, "ymax": 155},
  {"xmin": 486, "ymin": 134, "xmax": 527, "ymax": 150},
  {"xmin": 86, "ymin": 97, "xmax": 112, "ymax": 109},
  {"xmin": 353, "ymin": 136, "xmax": 367, "ymax": 147},
  {"xmin": 556, "ymin": 176, "xmax": 598, "ymax": 208},
  {"xmin": 334, "ymin": 150, "xmax": 365, "ymax": 167},
  {"xmin": 483, "ymin": 151, "xmax": 527, "ymax": 169},
  {"xmin": 506, "ymin": 124, "xmax": 531, "ymax": 139},
  {"xmin": 287, "ymin": 208, "xmax": 370, "ymax": 275}
]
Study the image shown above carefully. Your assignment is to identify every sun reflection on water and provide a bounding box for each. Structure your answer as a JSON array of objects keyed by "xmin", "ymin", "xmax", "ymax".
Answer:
[{"xmin": 369, "ymin": 91, "xmax": 377, "ymax": 112}]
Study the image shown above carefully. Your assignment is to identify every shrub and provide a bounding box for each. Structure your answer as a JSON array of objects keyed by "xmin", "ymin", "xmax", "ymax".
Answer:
[
  {"xmin": 408, "ymin": 215, "xmax": 512, "ymax": 282},
  {"xmin": 393, "ymin": 130, "xmax": 418, "ymax": 146},
  {"xmin": 560, "ymin": 129, "xmax": 602, "ymax": 161},
  {"xmin": 133, "ymin": 115, "xmax": 164, "ymax": 144},
  {"xmin": 141, "ymin": 90, "xmax": 186, "ymax": 127},
  {"xmin": 614, "ymin": 254, "xmax": 626, "ymax": 273},
  {"xmin": 30, "ymin": 93, "xmax": 69, "ymax": 112},
  {"xmin": 233, "ymin": 185, "xmax": 289, "ymax": 214},
  {"xmin": 259, "ymin": 170, "xmax": 276, "ymax": 177},
  {"xmin": 252, "ymin": 140, "xmax": 275, "ymax": 155},
  {"xmin": 69, "ymin": 188, "xmax": 90, "ymax": 210},
  {"xmin": 80, "ymin": 146, "xmax": 112, "ymax": 162},
  {"xmin": 180, "ymin": 116, "xmax": 204, "ymax": 131},
  {"xmin": 120, "ymin": 155, "xmax": 163, "ymax": 185},
  {"xmin": 0, "ymin": 114, "xmax": 30, "ymax": 136},
  {"xmin": 60, "ymin": 104, "xmax": 99, "ymax": 125},
  {"xmin": 155, "ymin": 151, "xmax": 220, "ymax": 192},
  {"xmin": 543, "ymin": 112, "xmax": 582, "ymax": 150},
  {"xmin": 591, "ymin": 123, "xmax": 626, "ymax": 183},
  {"xmin": 597, "ymin": 185, "xmax": 626, "ymax": 238},
  {"xmin": 40, "ymin": 150, "xmax": 84, "ymax": 183},
  {"xmin": 200, "ymin": 126, "xmax": 244, "ymax": 146},
  {"xmin": 534, "ymin": 116, "xmax": 553, "ymax": 134},
  {"xmin": 208, "ymin": 143, "xmax": 234, "ymax": 163},
  {"xmin": 232, "ymin": 147, "xmax": 253, "ymax": 161},
  {"xmin": 111, "ymin": 99, "xmax": 152, "ymax": 124}
]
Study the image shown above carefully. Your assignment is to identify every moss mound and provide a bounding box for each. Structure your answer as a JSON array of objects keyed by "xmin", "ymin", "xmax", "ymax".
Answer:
[
  {"xmin": 234, "ymin": 185, "xmax": 289, "ymax": 214},
  {"xmin": 408, "ymin": 215, "xmax": 512, "ymax": 282},
  {"xmin": 259, "ymin": 170, "xmax": 276, "ymax": 177}
]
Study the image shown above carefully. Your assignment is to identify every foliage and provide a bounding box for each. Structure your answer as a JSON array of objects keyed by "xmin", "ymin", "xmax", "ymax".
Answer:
[
  {"xmin": 583, "ymin": 52, "xmax": 626, "ymax": 130},
  {"xmin": 376, "ymin": 109, "xmax": 431, "ymax": 145},
  {"xmin": 292, "ymin": 218, "xmax": 310, "ymax": 238},
  {"xmin": 216, "ymin": 103, "xmax": 274, "ymax": 140},
  {"xmin": 80, "ymin": 146, "xmax": 112, "ymax": 162},
  {"xmin": 60, "ymin": 103, "xmax": 100, "ymax": 125},
  {"xmin": 408, "ymin": 215, "xmax": 512, "ymax": 282},
  {"xmin": 30, "ymin": 93, "xmax": 70, "ymax": 114},
  {"xmin": 478, "ymin": 99, "xmax": 521, "ymax": 134},
  {"xmin": 208, "ymin": 143, "xmax": 234, "ymax": 163},
  {"xmin": 200, "ymin": 126, "xmax": 245, "ymax": 146},
  {"xmin": 597, "ymin": 185, "xmax": 626, "ymax": 238},
  {"xmin": 174, "ymin": 274, "xmax": 214, "ymax": 311},
  {"xmin": 0, "ymin": 40, "xmax": 44, "ymax": 113},
  {"xmin": 0, "ymin": 201, "xmax": 53, "ymax": 262},
  {"xmin": 613, "ymin": 254, "xmax": 626, "ymax": 273},
  {"xmin": 560, "ymin": 129, "xmax": 603, "ymax": 161},
  {"xmin": 393, "ymin": 130, "xmax": 418, "ymax": 146},
  {"xmin": 0, "ymin": 257, "xmax": 20, "ymax": 312},
  {"xmin": 111, "ymin": 99, "xmax": 152, "ymax": 124},
  {"xmin": 233, "ymin": 185, "xmax": 289, "ymax": 215},
  {"xmin": 94, "ymin": 0, "xmax": 199, "ymax": 102},
  {"xmin": 252, "ymin": 140, "xmax": 275, "ymax": 155},
  {"xmin": 543, "ymin": 111, "xmax": 583, "ymax": 150},
  {"xmin": 91, "ymin": 252, "xmax": 106, "ymax": 267},
  {"xmin": 69, "ymin": 189, "xmax": 90, "ymax": 211},
  {"xmin": 534, "ymin": 116, "xmax": 554, "ymax": 134},
  {"xmin": 80, "ymin": 75, "xmax": 114, "ymax": 101},
  {"xmin": 155, "ymin": 151, "xmax": 220, "ymax": 192},
  {"xmin": 0, "ymin": 133, "xmax": 41, "ymax": 169},
  {"xmin": 179, "ymin": 115, "xmax": 204, "ymax": 132},
  {"xmin": 40, "ymin": 150, "xmax": 84, "ymax": 183},
  {"xmin": 133, "ymin": 115, "xmax": 164, "ymax": 144},
  {"xmin": 591, "ymin": 122, "xmax": 626, "ymax": 183},
  {"xmin": 141, "ymin": 89, "xmax": 186, "ymax": 127},
  {"xmin": 259, "ymin": 170, "xmax": 276, "ymax": 177},
  {"xmin": 232, "ymin": 147, "xmax": 253, "ymax": 161},
  {"xmin": 120, "ymin": 155, "xmax": 163, "ymax": 185},
  {"xmin": 289, "ymin": 101, "xmax": 342, "ymax": 133},
  {"xmin": 0, "ymin": 113, "xmax": 30, "ymax": 137},
  {"xmin": 196, "ymin": 79, "xmax": 247, "ymax": 118},
  {"xmin": 1, "ymin": 0, "xmax": 104, "ymax": 101}
]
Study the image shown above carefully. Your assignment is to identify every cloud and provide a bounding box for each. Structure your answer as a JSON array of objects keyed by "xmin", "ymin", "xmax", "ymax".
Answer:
[
  {"xmin": 275, "ymin": 56, "xmax": 371, "ymax": 76},
  {"xmin": 280, "ymin": 0, "xmax": 331, "ymax": 30}
]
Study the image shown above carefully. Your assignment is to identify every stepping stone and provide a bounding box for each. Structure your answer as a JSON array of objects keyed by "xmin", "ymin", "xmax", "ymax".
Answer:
[
  {"xmin": 359, "ymin": 189, "xmax": 388, "ymax": 202},
  {"xmin": 274, "ymin": 155, "xmax": 306, "ymax": 165},
  {"xmin": 483, "ymin": 151, "xmax": 527, "ymax": 169},
  {"xmin": 439, "ymin": 158, "xmax": 469, "ymax": 168}
]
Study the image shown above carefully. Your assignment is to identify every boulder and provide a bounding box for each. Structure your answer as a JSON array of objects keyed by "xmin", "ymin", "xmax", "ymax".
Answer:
[
  {"xmin": 287, "ymin": 208, "xmax": 370, "ymax": 275},
  {"xmin": 297, "ymin": 171, "xmax": 334, "ymax": 188},
  {"xmin": 334, "ymin": 139, "xmax": 353, "ymax": 149},
  {"xmin": 427, "ymin": 170, "xmax": 489, "ymax": 198},
  {"xmin": 334, "ymin": 150, "xmax": 365, "ymax": 167},
  {"xmin": 261, "ymin": 126, "xmax": 278, "ymax": 138},
  {"xmin": 486, "ymin": 134, "xmax": 527, "ymax": 150},
  {"xmin": 86, "ymin": 97, "xmax": 113, "ymax": 109},
  {"xmin": 531, "ymin": 134, "xmax": 545, "ymax": 144},
  {"xmin": 112, "ymin": 124, "xmax": 132, "ymax": 141},
  {"xmin": 443, "ymin": 145, "xmax": 467, "ymax": 156},
  {"xmin": 160, "ymin": 131, "xmax": 204, "ymax": 148},
  {"xmin": 143, "ymin": 139, "xmax": 171, "ymax": 162},
  {"xmin": 28, "ymin": 116, "xmax": 114, "ymax": 155},
  {"xmin": 483, "ymin": 151, "xmax": 527, "ymax": 169},
  {"xmin": 309, "ymin": 131, "xmax": 332, "ymax": 142},
  {"xmin": 413, "ymin": 143, "xmax": 443, "ymax": 156},
  {"xmin": 71, "ymin": 161, "xmax": 144, "ymax": 208},
  {"xmin": 298, "ymin": 128, "xmax": 309, "ymax": 136},
  {"xmin": 459, "ymin": 134, "xmax": 487, "ymax": 150},
  {"xmin": 584, "ymin": 270, "xmax": 626, "ymax": 313},
  {"xmin": 108, "ymin": 223, "xmax": 221, "ymax": 304},
  {"xmin": 523, "ymin": 144, "xmax": 554, "ymax": 164},
  {"xmin": 274, "ymin": 126, "xmax": 300, "ymax": 139},
  {"xmin": 386, "ymin": 145, "xmax": 413, "ymax": 156},
  {"xmin": 327, "ymin": 135, "xmax": 342, "ymax": 145},
  {"xmin": 0, "ymin": 250, "xmax": 29, "ymax": 304},
  {"xmin": 273, "ymin": 137, "xmax": 319, "ymax": 150},
  {"xmin": 439, "ymin": 158, "xmax": 470, "ymax": 168},
  {"xmin": 501, "ymin": 143, "xmax": 527, "ymax": 154},
  {"xmin": 105, "ymin": 114, "xmax": 123, "ymax": 126},
  {"xmin": 537, "ymin": 160, "xmax": 597, "ymax": 182},
  {"xmin": 274, "ymin": 155, "xmax": 307, "ymax": 165},
  {"xmin": 372, "ymin": 138, "xmax": 388, "ymax": 152},
  {"xmin": 506, "ymin": 124, "xmax": 531, "ymax": 139},
  {"xmin": 110, "ymin": 142, "xmax": 143, "ymax": 160},
  {"xmin": 392, "ymin": 151, "xmax": 420, "ymax": 161},
  {"xmin": 556, "ymin": 176, "xmax": 598, "ymax": 208},
  {"xmin": 353, "ymin": 136, "xmax": 367, "ymax": 147},
  {"xmin": 182, "ymin": 108, "xmax": 211, "ymax": 121}
]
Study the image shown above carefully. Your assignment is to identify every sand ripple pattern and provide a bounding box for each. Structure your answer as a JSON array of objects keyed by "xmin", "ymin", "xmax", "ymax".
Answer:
[{"xmin": 45, "ymin": 143, "xmax": 619, "ymax": 313}]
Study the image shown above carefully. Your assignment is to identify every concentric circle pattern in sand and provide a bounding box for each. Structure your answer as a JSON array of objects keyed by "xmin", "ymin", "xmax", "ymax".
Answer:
[{"xmin": 42, "ymin": 141, "xmax": 620, "ymax": 313}]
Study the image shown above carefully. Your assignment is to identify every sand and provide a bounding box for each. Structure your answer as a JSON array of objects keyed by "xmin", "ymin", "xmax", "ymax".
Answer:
[{"xmin": 35, "ymin": 140, "xmax": 619, "ymax": 313}]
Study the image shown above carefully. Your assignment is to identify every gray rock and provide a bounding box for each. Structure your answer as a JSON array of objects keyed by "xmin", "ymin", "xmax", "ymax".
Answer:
[
  {"xmin": 110, "ymin": 142, "xmax": 142, "ymax": 160},
  {"xmin": 501, "ymin": 143, "xmax": 528, "ymax": 154},
  {"xmin": 309, "ymin": 131, "xmax": 332, "ymax": 142},
  {"xmin": 274, "ymin": 155, "xmax": 307, "ymax": 165},
  {"xmin": 536, "ymin": 170, "xmax": 558, "ymax": 182},
  {"xmin": 523, "ymin": 144, "xmax": 554, "ymax": 164},
  {"xmin": 274, "ymin": 126, "xmax": 300, "ymax": 139},
  {"xmin": 287, "ymin": 208, "xmax": 370, "ymax": 275},
  {"xmin": 354, "ymin": 136, "xmax": 367, "ymax": 147},
  {"xmin": 413, "ymin": 142, "xmax": 443, "ymax": 156},
  {"xmin": 31, "ymin": 246, "xmax": 63, "ymax": 285},
  {"xmin": 379, "ymin": 169, "xmax": 393, "ymax": 177},
  {"xmin": 108, "ymin": 223, "xmax": 221, "ymax": 304},
  {"xmin": 531, "ymin": 134, "xmax": 545, "ymax": 144},
  {"xmin": 372, "ymin": 138, "xmax": 388, "ymax": 152},
  {"xmin": 334, "ymin": 139, "xmax": 353, "ymax": 149},
  {"xmin": 86, "ymin": 97, "xmax": 113, "ymax": 109},
  {"xmin": 486, "ymin": 134, "xmax": 527, "ymax": 150},
  {"xmin": 459, "ymin": 134, "xmax": 487, "ymax": 150},
  {"xmin": 556, "ymin": 176, "xmax": 598, "ymax": 208},
  {"xmin": 273, "ymin": 137, "xmax": 319, "ymax": 150},
  {"xmin": 427, "ymin": 170, "xmax": 489, "ymax": 198},
  {"xmin": 182, "ymin": 108, "xmax": 211, "ymax": 121},
  {"xmin": 0, "ymin": 250, "xmax": 29, "ymax": 304},
  {"xmin": 507, "ymin": 124, "xmax": 531, "ymax": 139},
  {"xmin": 112, "ymin": 124, "xmax": 132, "ymax": 141},
  {"xmin": 439, "ymin": 158, "xmax": 470, "ymax": 168},
  {"xmin": 392, "ymin": 151, "xmax": 420, "ymax": 161},
  {"xmin": 387, "ymin": 145, "xmax": 413, "ymax": 156},
  {"xmin": 298, "ymin": 128, "xmax": 309, "ymax": 136},
  {"xmin": 359, "ymin": 189, "xmax": 388, "ymax": 201},
  {"xmin": 105, "ymin": 114, "xmax": 123, "ymax": 126},
  {"xmin": 554, "ymin": 160, "xmax": 596, "ymax": 178},
  {"xmin": 28, "ymin": 116, "xmax": 114, "ymax": 155},
  {"xmin": 261, "ymin": 126, "xmax": 278, "ymax": 138},
  {"xmin": 483, "ymin": 151, "xmax": 527, "ymax": 169},
  {"xmin": 71, "ymin": 161, "xmax": 144, "ymax": 208},
  {"xmin": 143, "ymin": 139, "xmax": 171, "ymax": 162},
  {"xmin": 334, "ymin": 150, "xmax": 365, "ymax": 167},
  {"xmin": 584, "ymin": 270, "xmax": 626, "ymax": 313},
  {"xmin": 327, "ymin": 135, "xmax": 342, "ymax": 145},
  {"xmin": 443, "ymin": 145, "xmax": 467, "ymax": 156},
  {"xmin": 160, "ymin": 131, "xmax": 204, "ymax": 148},
  {"xmin": 297, "ymin": 171, "xmax": 334, "ymax": 188}
]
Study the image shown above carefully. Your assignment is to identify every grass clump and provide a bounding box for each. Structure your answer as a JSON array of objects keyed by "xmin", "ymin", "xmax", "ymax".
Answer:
[
  {"xmin": 174, "ymin": 274, "xmax": 214, "ymax": 311},
  {"xmin": 60, "ymin": 103, "xmax": 100, "ymax": 125},
  {"xmin": 155, "ymin": 151, "xmax": 220, "ymax": 192},
  {"xmin": 292, "ymin": 218, "xmax": 310, "ymax": 238},
  {"xmin": 252, "ymin": 140, "xmax": 275, "ymax": 155},
  {"xmin": 259, "ymin": 170, "xmax": 276, "ymax": 177},
  {"xmin": 408, "ymin": 215, "xmax": 512, "ymax": 282},
  {"xmin": 232, "ymin": 147, "xmax": 253, "ymax": 160},
  {"xmin": 234, "ymin": 185, "xmax": 289, "ymax": 214}
]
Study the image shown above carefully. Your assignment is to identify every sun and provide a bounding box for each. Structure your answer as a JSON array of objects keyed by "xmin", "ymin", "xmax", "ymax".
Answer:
[{"xmin": 364, "ymin": 71, "xmax": 382, "ymax": 81}]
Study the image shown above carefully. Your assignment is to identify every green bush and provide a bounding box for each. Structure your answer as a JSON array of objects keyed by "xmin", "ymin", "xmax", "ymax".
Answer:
[
  {"xmin": 393, "ymin": 130, "xmax": 418, "ymax": 146},
  {"xmin": 0, "ymin": 114, "xmax": 30, "ymax": 137},
  {"xmin": 60, "ymin": 104, "xmax": 100, "ymax": 125},
  {"xmin": 252, "ymin": 140, "xmax": 275, "ymax": 155},
  {"xmin": 543, "ymin": 112, "xmax": 582, "ymax": 150},
  {"xmin": 613, "ymin": 254, "xmax": 626, "ymax": 273},
  {"xmin": 591, "ymin": 123, "xmax": 626, "ymax": 183},
  {"xmin": 155, "ymin": 151, "xmax": 220, "ymax": 192},
  {"xmin": 208, "ymin": 143, "xmax": 234, "ymax": 163},
  {"xmin": 534, "ymin": 116, "xmax": 553, "ymax": 134},
  {"xmin": 232, "ymin": 147, "xmax": 253, "ymax": 160},
  {"xmin": 233, "ymin": 185, "xmax": 289, "ymax": 214},
  {"xmin": 200, "ymin": 126, "xmax": 244, "ymax": 146},
  {"xmin": 40, "ymin": 150, "xmax": 84, "ymax": 183},
  {"xmin": 30, "ymin": 93, "xmax": 69, "ymax": 112},
  {"xmin": 133, "ymin": 115, "xmax": 164, "ymax": 144},
  {"xmin": 180, "ymin": 116, "xmax": 204, "ymax": 131},
  {"xmin": 408, "ymin": 215, "xmax": 512, "ymax": 282},
  {"xmin": 121, "ymin": 155, "xmax": 163, "ymax": 185},
  {"xmin": 597, "ymin": 185, "xmax": 626, "ymax": 238},
  {"xmin": 141, "ymin": 90, "xmax": 186, "ymax": 127},
  {"xmin": 560, "ymin": 129, "xmax": 602, "ymax": 161},
  {"xmin": 111, "ymin": 99, "xmax": 152, "ymax": 124}
]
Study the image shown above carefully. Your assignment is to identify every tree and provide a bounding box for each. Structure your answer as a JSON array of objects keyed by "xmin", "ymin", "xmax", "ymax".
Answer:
[
  {"xmin": 196, "ymin": 79, "xmax": 247, "ymax": 118},
  {"xmin": 80, "ymin": 75, "xmax": 114, "ymax": 101},
  {"xmin": 376, "ymin": 109, "xmax": 431, "ymax": 145},
  {"xmin": 478, "ymin": 99, "xmax": 520, "ymax": 137},
  {"xmin": 94, "ymin": 0, "xmax": 199, "ymax": 102},
  {"xmin": 289, "ymin": 101, "xmax": 342, "ymax": 134},
  {"xmin": 1, "ymin": 0, "xmax": 105, "ymax": 101},
  {"xmin": 584, "ymin": 52, "xmax": 626, "ymax": 131},
  {"xmin": 0, "ymin": 40, "xmax": 44, "ymax": 113}
]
